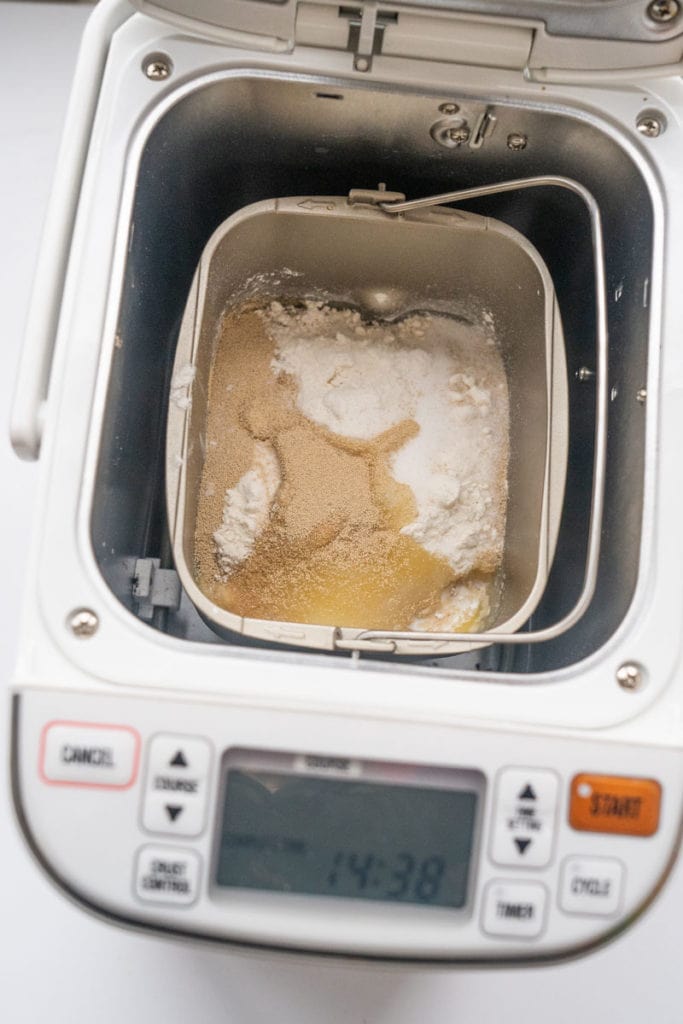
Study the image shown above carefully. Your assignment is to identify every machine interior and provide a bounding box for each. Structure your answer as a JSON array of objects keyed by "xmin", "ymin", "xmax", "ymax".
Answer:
[{"xmin": 91, "ymin": 72, "xmax": 654, "ymax": 675}]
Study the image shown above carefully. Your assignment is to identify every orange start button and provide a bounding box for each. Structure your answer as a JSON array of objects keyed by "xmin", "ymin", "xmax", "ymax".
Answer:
[{"xmin": 569, "ymin": 774, "xmax": 661, "ymax": 837}]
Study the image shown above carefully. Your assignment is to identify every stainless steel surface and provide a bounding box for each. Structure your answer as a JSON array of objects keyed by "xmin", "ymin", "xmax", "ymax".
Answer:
[
  {"xmin": 647, "ymin": 0, "xmax": 681, "ymax": 23},
  {"xmin": 616, "ymin": 662, "xmax": 646, "ymax": 691},
  {"xmin": 90, "ymin": 73, "xmax": 655, "ymax": 673},
  {"xmin": 166, "ymin": 193, "xmax": 568, "ymax": 655},
  {"xmin": 67, "ymin": 608, "xmax": 99, "ymax": 638}
]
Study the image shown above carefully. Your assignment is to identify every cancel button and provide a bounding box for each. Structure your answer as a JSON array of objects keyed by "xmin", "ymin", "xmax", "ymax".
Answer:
[
  {"xmin": 41, "ymin": 722, "xmax": 140, "ymax": 788},
  {"xmin": 560, "ymin": 856, "xmax": 624, "ymax": 917}
]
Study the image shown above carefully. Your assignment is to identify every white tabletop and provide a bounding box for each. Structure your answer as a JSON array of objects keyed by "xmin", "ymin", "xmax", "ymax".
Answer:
[{"xmin": 0, "ymin": 4, "xmax": 681, "ymax": 1021}]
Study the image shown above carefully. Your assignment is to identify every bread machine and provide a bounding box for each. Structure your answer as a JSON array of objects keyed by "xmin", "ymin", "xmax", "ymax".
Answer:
[{"xmin": 9, "ymin": 0, "xmax": 683, "ymax": 962}]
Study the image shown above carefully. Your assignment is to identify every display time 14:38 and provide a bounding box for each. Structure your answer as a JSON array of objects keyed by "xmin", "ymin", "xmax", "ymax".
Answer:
[{"xmin": 326, "ymin": 850, "xmax": 446, "ymax": 902}]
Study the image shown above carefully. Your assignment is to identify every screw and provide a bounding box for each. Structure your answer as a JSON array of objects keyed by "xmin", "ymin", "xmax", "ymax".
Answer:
[
  {"xmin": 616, "ymin": 662, "xmax": 645, "ymax": 691},
  {"xmin": 355, "ymin": 56, "xmax": 370, "ymax": 72},
  {"xmin": 576, "ymin": 366, "xmax": 595, "ymax": 382},
  {"xmin": 637, "ymin": 113, "xmax": 664, "ymax": 138},
  {"xmin": 637, "ymin": 387, "xmax": 648, "ymax": 403},
  {"xmin": 68, "ymin": 608, "xmax": 99, "ymax": 638},
  {"xmin": 447, "ymin": 126, "xmax": 470, "ymax": 145},
  {"xmin": 507, "ymin": 132, "xmax": 528, "ymax": 151},
  {"xmin": 647, "ymin": 0, "xmax": 680, "ymax": 23},
  {"xmin": 144, "ymin": 55, "xmax": 172, "ymax": 81},
  {"xmin": 439, "ymin": 102, "xmax": 460, "ymax": 115}
]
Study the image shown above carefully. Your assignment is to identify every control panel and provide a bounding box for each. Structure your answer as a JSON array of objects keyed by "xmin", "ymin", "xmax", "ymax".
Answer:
[{"xmin": 13, "ymin": 688, "xmax": 680, "ymax": 961}]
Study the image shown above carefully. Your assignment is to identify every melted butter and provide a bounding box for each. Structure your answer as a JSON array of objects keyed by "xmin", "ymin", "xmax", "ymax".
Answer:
[{"xmin": 221, "ymin": 533, "xmax": 455, "ymax": 630}]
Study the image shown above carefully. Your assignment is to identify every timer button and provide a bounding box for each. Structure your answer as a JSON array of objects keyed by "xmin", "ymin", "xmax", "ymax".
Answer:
[
  {"xmin": 481, "ymin": 880, "xmax": 547, "ymax": 939},
  {"xmin": 141, "ymin": 735, "xmax": 212, "ymax": 837}
]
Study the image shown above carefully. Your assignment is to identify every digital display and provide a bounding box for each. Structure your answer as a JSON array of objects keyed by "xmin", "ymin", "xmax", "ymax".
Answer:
[{"xmin": 215, "ymin": 768, "xmax": 478, "ymax": 908}]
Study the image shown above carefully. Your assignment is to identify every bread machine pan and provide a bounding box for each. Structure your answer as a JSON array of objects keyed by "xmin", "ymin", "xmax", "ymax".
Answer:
[{"xmin": 166, "ymin": 193, "xmax": 568, "ymax": 655}]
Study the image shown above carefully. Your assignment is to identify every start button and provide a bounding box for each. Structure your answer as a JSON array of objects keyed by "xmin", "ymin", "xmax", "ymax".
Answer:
[{"xmin": 569, "ymin": 773, "xmax": 661, "ymax": 837}]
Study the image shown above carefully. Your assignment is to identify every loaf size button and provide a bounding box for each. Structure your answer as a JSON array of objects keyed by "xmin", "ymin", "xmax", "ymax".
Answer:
[
  {"xmin": 134, "ymin": 846, "xmax": 201, "ymax": 906},
  {"xmin": 482, "ymin": 881, "xmax": 547, "ymax": 939},
  {"xmin": 559, "ymin": 857, "xmax": 624, "ymax": 917},
  {"xmin": 569, "ymin": 774, "xmax": 661, "ymax": 837},
  {"xmin": 141, "ymin": 734, "xmax": 212, "ymax": 837},
  {"xmin": 490, "ymin": 767, "xmax": 559, "ymax": 868},
  {"xmin": 40, "ymin": 722, "xmax": 140, "ymax": 788}
]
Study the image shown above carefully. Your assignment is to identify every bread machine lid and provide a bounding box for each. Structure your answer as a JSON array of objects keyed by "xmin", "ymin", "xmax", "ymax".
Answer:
[{"xmin": 130, "ymin": 0, "xmax": 683, "ymax": 78}]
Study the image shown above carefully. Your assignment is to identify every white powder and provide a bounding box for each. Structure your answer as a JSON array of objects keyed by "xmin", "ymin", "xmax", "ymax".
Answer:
[
  {"xmin": 213, "ymin": 441, "xmax": 281, "ymax": 575},
  {"xmin": 170, "ymin": 363, "xmax": 196, "ymax": 410},
  {"xmin": 410, "ymin": 578, "xmax": 492, "ymax": 632},
  {"xmin": 266, "ymin": 302, "xmax": 509, "ymax": 578}
]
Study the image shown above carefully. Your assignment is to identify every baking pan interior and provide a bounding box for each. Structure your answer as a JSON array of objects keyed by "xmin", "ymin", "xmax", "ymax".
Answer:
[
  {"xmin": 91, "ymin": 73, "xmax": 654, "ymax": 674},
  {"xmin": 167, "ymin": 200, "xmax": 565, "ymax": 651}
]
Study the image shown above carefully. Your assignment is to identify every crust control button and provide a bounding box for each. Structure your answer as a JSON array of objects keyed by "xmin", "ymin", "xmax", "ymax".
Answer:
[
  {"xmin": 569, "ymin": 774, "xmax": 661, "ymax": 837},
  {"xmin": 135, "ymin": 846, "xmax": 201, "ymax": 906}
]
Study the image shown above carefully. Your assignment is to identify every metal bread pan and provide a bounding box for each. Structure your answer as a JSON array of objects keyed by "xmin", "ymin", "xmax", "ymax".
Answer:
[{"xmin": 166, "ymin": 195, "xmax": 568, "ymax": 655}]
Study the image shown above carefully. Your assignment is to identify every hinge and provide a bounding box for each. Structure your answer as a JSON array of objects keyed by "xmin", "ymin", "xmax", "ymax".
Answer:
[
  {"xmin": 133, "ymin": 558, "xmax": 182, "ymax": 620},
  {"xmin": 339, "ymin": 4, "xmax": 398, "ymax": 72}
]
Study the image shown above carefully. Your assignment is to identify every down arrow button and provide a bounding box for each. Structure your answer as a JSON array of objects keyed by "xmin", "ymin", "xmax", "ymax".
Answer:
[{"xmin": 143, "ymin": 735, "xmax": 212, "ymax": 837}]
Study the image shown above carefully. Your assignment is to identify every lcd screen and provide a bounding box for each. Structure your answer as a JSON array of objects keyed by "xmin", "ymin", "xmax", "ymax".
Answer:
[{"xmin": 215, "ymin": 768, "xmax": 478, "ymax": 908}]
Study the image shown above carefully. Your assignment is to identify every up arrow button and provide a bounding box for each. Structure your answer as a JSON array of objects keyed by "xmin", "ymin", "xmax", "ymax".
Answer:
[
  {"xmin": 490, "ymin": 767, "xmax": 559, "ymax": 869},
  {"xmin": 142, "ymin": 735, "xmax": 213, "ymax": 838}
]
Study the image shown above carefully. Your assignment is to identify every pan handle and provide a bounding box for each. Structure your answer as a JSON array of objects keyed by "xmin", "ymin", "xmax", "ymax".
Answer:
[{"xmin": 344, "ymin": 176, "xmax": 610, "ymax": 649}]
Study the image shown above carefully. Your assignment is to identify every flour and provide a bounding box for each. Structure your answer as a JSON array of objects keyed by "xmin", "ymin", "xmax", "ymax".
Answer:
[
  {"xmin": 266, "ymin": 302, "xmax": 509, "ymax": 579},
  {"xmin": 410, "ymin": 578, "xmax": 492, "ymax": 632},
  {"xmin": 213, "ymin": 441, "xmax": 281, "ymax": 574},
  {"xmin": 170, "ymin": 363, "xmax": 196, "ymax": 410}
]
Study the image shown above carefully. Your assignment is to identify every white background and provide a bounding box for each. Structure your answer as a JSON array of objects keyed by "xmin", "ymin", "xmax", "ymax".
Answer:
[{"xmin": 0, "ymin": 3, "xmax": 680, "ymax": 1021}]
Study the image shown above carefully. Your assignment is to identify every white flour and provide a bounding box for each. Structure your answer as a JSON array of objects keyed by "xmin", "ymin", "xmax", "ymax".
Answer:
[
  {"xmin": 213, "ymin": 441, "xmax": 281, "ymax": 574},
  {"xmin": 410, "ymin": 578, "xmax": 492, "ymax": 632},
  {"xmin": 266, "ymin": 302, "xmax": 509, "ymax": 580},
  {"xmin": 170, "ymin": 363, "xmax": 196, "ymax": 410}
]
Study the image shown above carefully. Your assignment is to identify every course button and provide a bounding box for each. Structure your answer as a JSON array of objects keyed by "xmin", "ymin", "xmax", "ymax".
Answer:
[{"xmin": 569, "ymin": 774, "xmax": 661, "ymax": 837}]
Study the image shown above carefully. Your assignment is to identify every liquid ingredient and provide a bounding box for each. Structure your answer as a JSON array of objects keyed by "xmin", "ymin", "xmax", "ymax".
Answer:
[{"xmin": 195, "ymin": 302, "xmax": 509, "ymax": 632}]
